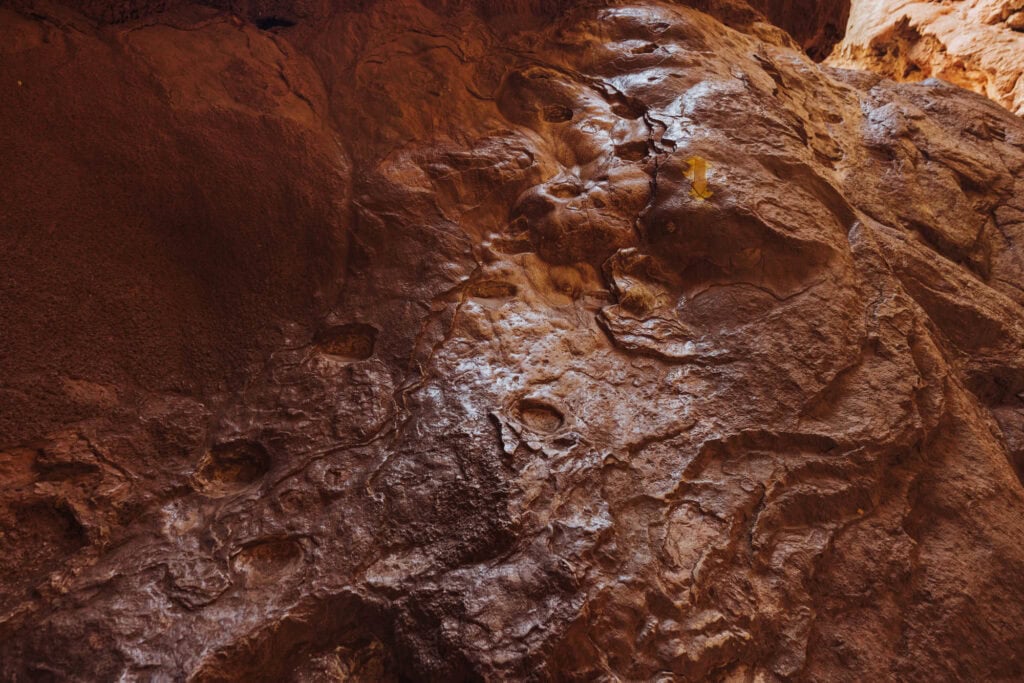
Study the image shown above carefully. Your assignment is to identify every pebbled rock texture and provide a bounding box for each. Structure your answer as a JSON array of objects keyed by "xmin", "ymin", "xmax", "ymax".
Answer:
[
  {"xmin": 2, "ymin": 0, "xmax": 1024, "ymax": 680},
  {"xmin": 830, "ymin": 0, "xmax": 1024, "ymax": 115}
]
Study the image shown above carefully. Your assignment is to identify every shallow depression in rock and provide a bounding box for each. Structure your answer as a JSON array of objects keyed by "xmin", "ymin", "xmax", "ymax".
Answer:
[
  {"xmin": 514, "ymin": 398, "xmax": 565, "ymax": 433},
  {"xmin": 315, "ymin": 323, "xmax": 378, "ymax": 361},
  {"xmin": 231, "ymin": 537, "xmax": 305, "ymax": 585},
  {"xmin": 192, "ymin": 440, "xmax": 272, "ymax": 496}
]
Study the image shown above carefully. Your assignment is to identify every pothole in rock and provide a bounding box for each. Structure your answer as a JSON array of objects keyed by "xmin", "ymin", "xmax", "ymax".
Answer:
[
  {"xmin": 316, "ymin": 323, "xmax": 378, "ymax": 361},
  {"xmin": 548, "ymin": 181, "xmax": 584, "ymax": 198},
  {"xmin": 515, "ymin": 398, "xmax": 565, "ymax": 434},
  {"xmin": 470, "ymin": 280, "xmax": 518, "ymax": 299},
  {"xmin": 614, "ymin": 140, "xmax": 650, "ymax": 161},
  {"xmin": 193, "ymin": 440, "xmax": 271, "ymax": 496},
  {"xmin": 231, "ymin": 537, "xmax": 304, "ymax": 585},
  {"xmin": 542, "ymin": 104, "xmax": 574, "ymax": 122}
]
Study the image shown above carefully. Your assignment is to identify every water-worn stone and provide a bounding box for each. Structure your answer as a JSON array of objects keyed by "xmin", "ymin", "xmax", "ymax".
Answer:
[{"xmin": 2, "ymin": 0, "xmax": 1024, "ymax": 680}]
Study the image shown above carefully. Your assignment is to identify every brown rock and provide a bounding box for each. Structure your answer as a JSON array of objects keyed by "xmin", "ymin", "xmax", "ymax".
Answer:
[{"xmin": 2, "ymin": 0, "xmax": 1024, "ymax": 680}]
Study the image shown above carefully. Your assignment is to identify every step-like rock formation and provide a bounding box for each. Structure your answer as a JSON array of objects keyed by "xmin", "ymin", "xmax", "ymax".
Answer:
[{"xmin": 2, "ymin": 0, "xmax": 1024, "ymax": 680}]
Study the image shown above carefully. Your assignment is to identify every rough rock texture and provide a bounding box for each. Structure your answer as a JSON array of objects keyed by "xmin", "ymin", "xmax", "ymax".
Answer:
[
  {"xmin": 830, "ymin": 0, "xmax": 1024, "ymax": 115},
  {"xmin": 2, "ymin": 0, "xmax": 1024, "ymax": 680},
  {"xmin": 748, "ymin": 0, "xmax": 851, "ymax": 60}
]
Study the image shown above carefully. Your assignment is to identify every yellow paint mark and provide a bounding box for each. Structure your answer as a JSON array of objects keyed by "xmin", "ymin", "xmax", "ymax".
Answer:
[{"xmin": 685, "ymin": 156, "xmax": 714, "ymax": 201}]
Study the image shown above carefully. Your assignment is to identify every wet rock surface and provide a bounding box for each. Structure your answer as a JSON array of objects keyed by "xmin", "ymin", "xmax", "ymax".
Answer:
[{"xmin": 2, "ymin": 0, "xmax": 1024, "ymax": 680}]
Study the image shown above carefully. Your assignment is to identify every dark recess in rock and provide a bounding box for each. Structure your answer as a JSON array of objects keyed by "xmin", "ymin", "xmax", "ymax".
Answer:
[
  {"xmin": 253, "ymin": 15, "xmax": 295, "ymax": 29},
  {"xmin": 748, "ymin": 0, "xmax": 852, "ymax": 60}
]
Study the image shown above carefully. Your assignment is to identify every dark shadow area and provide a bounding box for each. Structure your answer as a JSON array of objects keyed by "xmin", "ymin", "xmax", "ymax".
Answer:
[
  {"xmin": 254, "ymin": 15, "xmax": 296, "ymax": 29},
  {"xmin": 747, "ymin": 0, "xmax": 852, "ymax": 61}
]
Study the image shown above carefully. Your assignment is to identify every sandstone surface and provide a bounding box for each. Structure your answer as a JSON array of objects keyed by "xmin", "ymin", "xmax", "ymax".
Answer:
[
  {"xmin": 831, "ymin": 0, "xmax": 1024, "ymax": 115},
  {"xmin": 2, "ymin": 0, "xmax": 1024, "ymax": 680}
]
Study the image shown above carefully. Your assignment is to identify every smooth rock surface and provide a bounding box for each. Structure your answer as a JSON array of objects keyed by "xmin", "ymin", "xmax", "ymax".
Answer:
[{"xmin": 2, "ymin": 0, "xmax": 1024, "ymax": 680}]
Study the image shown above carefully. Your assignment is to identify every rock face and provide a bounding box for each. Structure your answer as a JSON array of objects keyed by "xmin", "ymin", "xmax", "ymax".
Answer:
[
  {"xmin": 2, "ymin": 0, "xmax": 1024, "ymax": 680},
  {"xmin": 748, "ymin": 0, "xmax": 851, "ymax": 60},
  {"xmin": 830, "ymin": 0, "xmax": 1024, "ymax": 115}
]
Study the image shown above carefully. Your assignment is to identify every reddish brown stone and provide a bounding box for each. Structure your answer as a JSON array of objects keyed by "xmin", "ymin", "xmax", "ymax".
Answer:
[{"xmin": 1, "ymin": 0, "xmax": 1024, "ymax": 680}]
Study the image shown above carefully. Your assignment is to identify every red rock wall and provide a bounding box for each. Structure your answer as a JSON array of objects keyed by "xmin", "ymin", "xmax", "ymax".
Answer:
[
  {"xmin": 0, "ymin": 3, "xmax": 349, "ymax": 447},
  {"xmin": 2, "ymin": 0, "xmax": 1024, "ymax": 680}
]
